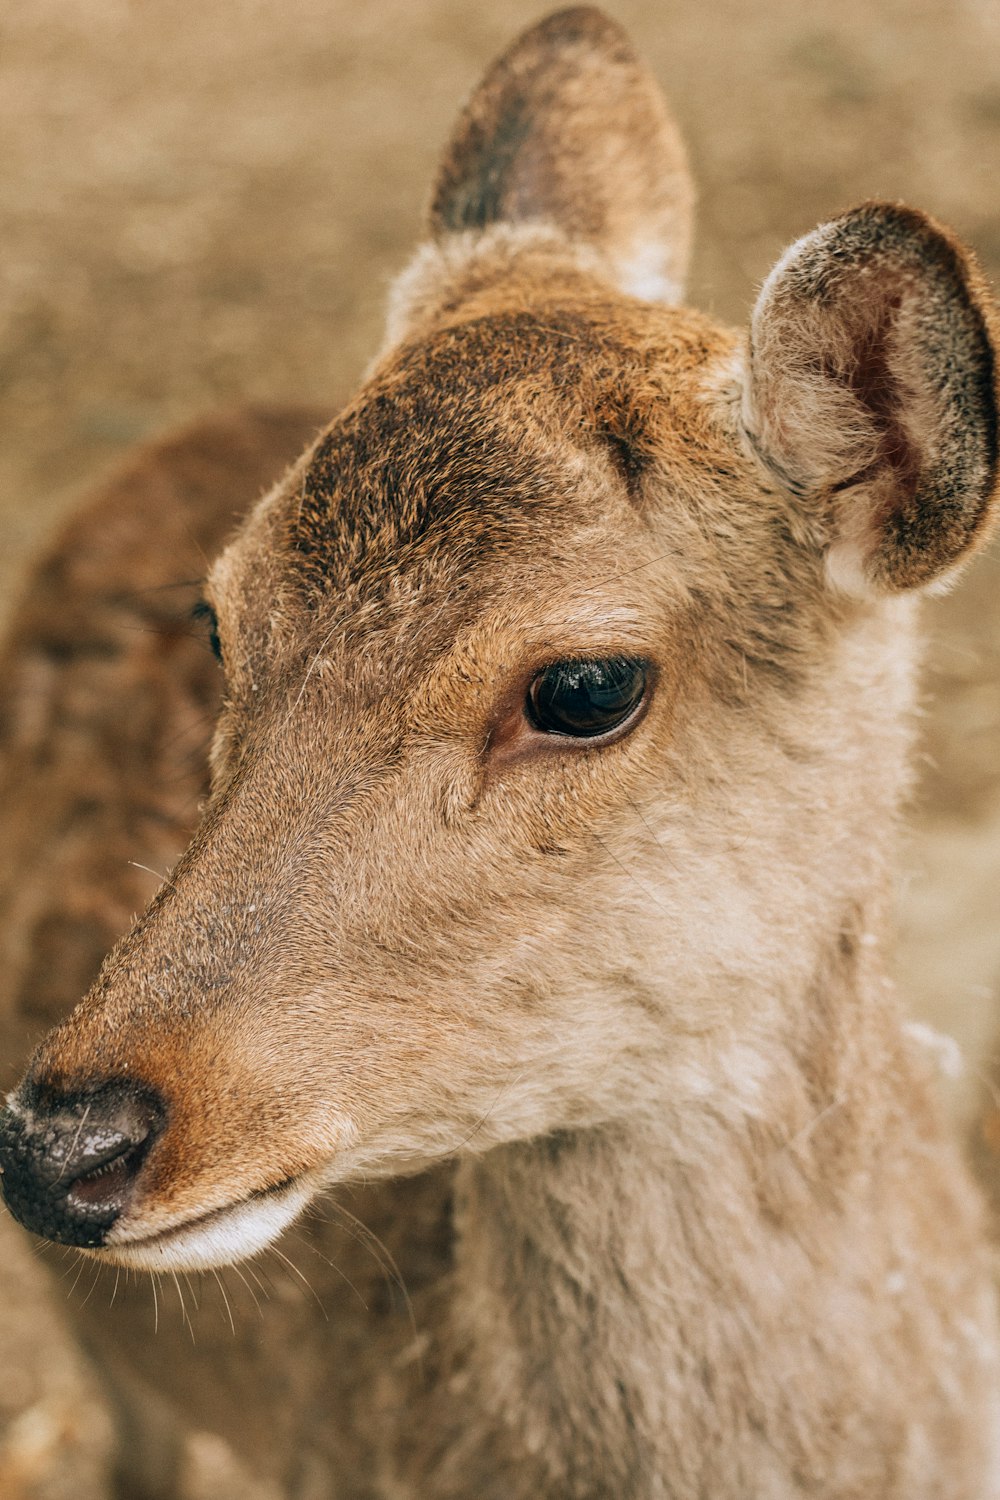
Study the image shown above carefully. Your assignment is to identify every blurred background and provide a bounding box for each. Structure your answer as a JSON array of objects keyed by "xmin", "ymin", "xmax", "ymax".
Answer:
[{"xmin": 1, "ymin": 0, "xmax": 999, "ymax": 1494}]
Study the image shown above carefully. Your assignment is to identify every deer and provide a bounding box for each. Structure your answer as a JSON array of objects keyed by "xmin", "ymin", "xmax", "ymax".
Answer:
[{"xmin": 1, "ymin": 6, "xmax": 1000, "ymax": 1497}]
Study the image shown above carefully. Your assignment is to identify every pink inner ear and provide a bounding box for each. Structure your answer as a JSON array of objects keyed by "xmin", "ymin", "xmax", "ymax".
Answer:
[{"xmin": 826, "ymin": 289, "xmax": 921, "ymax": 514}]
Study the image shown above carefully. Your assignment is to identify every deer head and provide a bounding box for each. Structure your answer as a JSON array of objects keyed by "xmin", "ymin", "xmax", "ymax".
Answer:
[{"xmin": 1, "ymin": 6, "xmax": 997, "ymax": 1273}]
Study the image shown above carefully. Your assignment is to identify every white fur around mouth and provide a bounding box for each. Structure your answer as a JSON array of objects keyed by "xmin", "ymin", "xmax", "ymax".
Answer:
[{"xmin": 99, "ymin": 1173, "xmax": 318, "ymax": 1272}]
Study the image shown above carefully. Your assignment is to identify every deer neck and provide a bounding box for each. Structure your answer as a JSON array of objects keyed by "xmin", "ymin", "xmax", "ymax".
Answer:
[{"xmin": 423, "ymin": 932, "xmax": 999, "ymax": 1500}]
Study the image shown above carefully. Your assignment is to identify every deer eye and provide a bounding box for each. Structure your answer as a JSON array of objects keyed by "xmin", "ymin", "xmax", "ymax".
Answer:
[
  {"xmin": 526, "ymin": 657, "xmax": 648, "ymax": 739},
  {"xmin": 192, "ymin": 600, "xmax": 223, "ymax": 663}
]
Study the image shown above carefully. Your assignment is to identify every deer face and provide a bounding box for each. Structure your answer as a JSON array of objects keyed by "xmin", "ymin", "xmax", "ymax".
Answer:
[{"xmin": 2, "ymin": 8, "xmax": 996, "ymax": 1272}]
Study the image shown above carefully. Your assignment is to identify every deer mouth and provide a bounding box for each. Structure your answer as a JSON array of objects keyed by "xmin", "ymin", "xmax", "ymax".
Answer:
[{"xmin": 97, "ymin": 1171, "xmax": 317, "ymax": 1272}]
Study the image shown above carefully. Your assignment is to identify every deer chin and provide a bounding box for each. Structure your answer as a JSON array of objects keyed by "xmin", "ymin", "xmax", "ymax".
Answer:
[{"xmin": 98, "ymin": 1171, "xmax": 319, "ymax": 1273}]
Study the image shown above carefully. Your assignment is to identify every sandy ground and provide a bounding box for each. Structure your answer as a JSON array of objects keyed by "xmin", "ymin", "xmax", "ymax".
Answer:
[{"xmin": 1, "ymin": 0, "xmax": 1000, "ymax": 1493}]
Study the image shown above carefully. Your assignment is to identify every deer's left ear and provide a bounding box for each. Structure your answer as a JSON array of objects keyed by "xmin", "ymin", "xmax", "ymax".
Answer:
[
  {"xmin": 428, "ymin": 7, "xmax": 693, "ymax": 303},
  {"xmin": 743, "ymin": 203, "xmax": 1000, "ymax": 595}
]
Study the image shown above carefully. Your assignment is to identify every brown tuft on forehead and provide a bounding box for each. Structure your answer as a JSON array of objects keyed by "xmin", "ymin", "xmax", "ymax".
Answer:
[{"xmin": 283, "ymin": 305, "xmax": 664, "ymax": 599}]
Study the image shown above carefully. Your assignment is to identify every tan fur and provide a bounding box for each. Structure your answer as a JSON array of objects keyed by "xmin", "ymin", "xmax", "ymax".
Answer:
[{"xmin": 2, "ymin": 9, "xmax": 1000, "ymax": 1497}]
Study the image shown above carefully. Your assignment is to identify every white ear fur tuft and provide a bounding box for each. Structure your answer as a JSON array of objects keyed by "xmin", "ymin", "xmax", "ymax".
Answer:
[
  {"xmin": 612, "ymin": 235, "xmax": 686, "ymax": 305},
  {"xmin": 824, "ymin": 541, "xmax": 876, "ymax": 601}
]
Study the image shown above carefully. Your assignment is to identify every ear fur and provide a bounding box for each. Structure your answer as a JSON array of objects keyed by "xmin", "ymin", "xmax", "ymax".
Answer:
[
  {"xmin": 743, "ymin": 203, "xmax": 1000, "ymax": 596},
  {"xmin": 427, "ymin": 7, "xmax": 693, "ymax": 304}
]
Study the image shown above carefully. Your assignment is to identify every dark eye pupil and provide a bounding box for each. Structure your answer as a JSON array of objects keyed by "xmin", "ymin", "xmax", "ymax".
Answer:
[{"xmin": 527, "ymin": 657, "xmax": 647, "ymax": 738}]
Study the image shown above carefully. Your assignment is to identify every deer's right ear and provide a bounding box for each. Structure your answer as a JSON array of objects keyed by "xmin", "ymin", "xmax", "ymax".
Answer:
[
  {"xmin": 743, "ymin": 204, "xmax": 1000, "ymax": 596},
  {"xmin": 395, "ymin": 7, "xmax": 692, "ymax": 327}
]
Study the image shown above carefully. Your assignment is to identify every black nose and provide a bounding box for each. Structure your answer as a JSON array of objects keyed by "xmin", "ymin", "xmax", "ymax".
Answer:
[{"xmin": 0, "ymin": 1081, "xmax": 164, "ymax": 1248}]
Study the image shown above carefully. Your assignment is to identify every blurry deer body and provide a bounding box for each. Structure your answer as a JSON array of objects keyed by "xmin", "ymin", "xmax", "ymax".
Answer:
[{"xmin": 2, "ymin": 9, "xmax": 1000, "ymax": 1498}]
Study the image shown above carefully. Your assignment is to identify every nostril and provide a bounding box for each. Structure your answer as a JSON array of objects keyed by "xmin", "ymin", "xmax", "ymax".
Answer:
[
  {"xmin": 66, "ymin": 1138, "xmax": 149, "ymax": 1211},
  {"xmin": 52, "ymin": 1091, "xmax": 157, "ymax": 1193},
  {"xmin": 0, "ymin": 1080, "xmax": 165, "ymax": 1248}
]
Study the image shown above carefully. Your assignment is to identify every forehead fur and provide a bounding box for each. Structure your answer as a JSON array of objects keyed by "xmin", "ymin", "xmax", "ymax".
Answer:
[{"xmin": 281, "ymin": 289, "xmax": 736, "ymax": 605}]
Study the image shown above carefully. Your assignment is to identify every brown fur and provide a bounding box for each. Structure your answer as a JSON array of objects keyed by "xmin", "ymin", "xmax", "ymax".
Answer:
[{"xmin": 3, "ymin": 9, "xmax": 1000, "ymax": 1497}]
